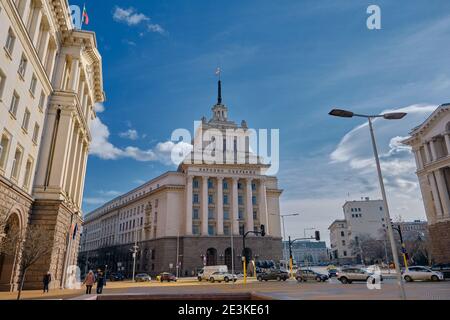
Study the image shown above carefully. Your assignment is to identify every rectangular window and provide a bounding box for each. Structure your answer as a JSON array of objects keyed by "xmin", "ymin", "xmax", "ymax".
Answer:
[
  {"xmin": 9, "ymin": 91, "xmax": 20, "ymax": 117},
  {"xmin": 223, "ymin": 181, "xmax": 228, "ymax": 190},
  {"xmin": 252, "ymin": 183, "xmax": 256, "ymax": 191},
  {"xmin": 192, "ymin": 225, "xmax": 199, "ymax": 235},
  {"xmin": 0, "ymin": 68, "xmax": 6, "ymax": 100},
  {"xmin": 193, "ymin": 208, "xmax": 199, "ymax": 220},
  {"xmin": 208, "ymin": 225, "xmax": 215, "ymax": 236},
  {"xmin": 208, "ymin": 194, "xmax": 214, "ymax": 204},
  {"xmin": 238, "ymin": 183, "xmax": 242, "ymax": 190},
  {"xmin": 252, "ymin": 196, "xmax": 257, "ymax": 205},
  {"xmin": 0, "ymin": 133, "xmax": 11, "ymax": 170},
  {"xmin": 11, "ymin": 146, "xmax": 23, "ymax": 180},
  {"xmin": 208, "ymin": 179, "xmax": 214, "ymax": 189},
  {"xmin": 238, "ymin": 210, "xmax": 244, "ymax": 220},
  {"xmin": 18, "ymin": 54, "xmax": 27, "ymax": 78},
  {"xmin": 5, "ymin": 28, "xmax": 16, "ymax": 55},
  {"xmin": 22, "ymin": 157, "xmax": 33, "ymax": 191},
  {"xmin": 253, "ymin": 210, "xmax": 258, "ymax": 220},
  {"xmin": 193, "ymin": 194, "xmax": 199, "ymax": 204},
  {"xmin": 30, "ymin": 74, "xmax": 37, "ymax": 96},
  {"xmin": 239, "ymin": 224, "xmax": 245, "ymax": 236},
  {"xmin": 224, "ymin": 225, "xmax": 230, "ymax": 235},
  {"xmin": 340, "ymin": 231, "xmax": 345, "ymax": 237},
  {"xmin": 223, "ymin": 210, "xmax": 229, "ymax": 220},
  {"xmin": 223, "ymin": 195, "xmax": 229, "ymax": 205},
  {"xmin": 208, "ymin": 209, "xmax": 214, "ymax": 220},
  {"xmin": 193, "ymin": 180, "xmax": 199, "ymax": 189},
  {"xmin": 22, "ymin": 108, "xmax": 30, "ymax": 132},
  {"xmin": 238, "ymin": 195, "xmax": 243, "ymax": 205}
]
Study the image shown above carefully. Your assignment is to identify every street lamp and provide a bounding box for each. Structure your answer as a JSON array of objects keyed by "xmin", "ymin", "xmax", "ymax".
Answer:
[{"xmin": 329, "ymin": 108, "xmax": 407, "ymax": 300}]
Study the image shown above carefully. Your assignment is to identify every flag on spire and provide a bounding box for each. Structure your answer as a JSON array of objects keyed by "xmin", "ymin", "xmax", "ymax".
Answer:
[
  {"xmin": 215, "ymin": 67, "xmax": 221, "ymax": 76},
  {"xmin": 82, "ymin": 4, "xmax": 89, "ymax": 25}
]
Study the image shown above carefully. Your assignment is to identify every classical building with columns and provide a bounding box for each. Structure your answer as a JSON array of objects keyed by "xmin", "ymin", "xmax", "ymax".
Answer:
[
  {"xmin": 0, "ymin": 0, "xmax": 104, "ymax": 291},
  {"xmin": 403, "ymin": 104, "xmax": 450, "ymax": 264},
  {"xmin": 79, "ymin": 81, "xmax": 283, "ymax": 277}
]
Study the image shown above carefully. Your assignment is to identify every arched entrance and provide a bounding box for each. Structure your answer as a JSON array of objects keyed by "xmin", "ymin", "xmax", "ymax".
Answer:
[
  {"xmin": 224, "ymin": 248, "xmax": 233, "ymax": 270},
  {"xmin": 206, "ymin": 248, "xmax": 217, "ymax": 266},
  {"xmin": 0, "ymin": 213, "xmax": 21, "ymax": 291}
]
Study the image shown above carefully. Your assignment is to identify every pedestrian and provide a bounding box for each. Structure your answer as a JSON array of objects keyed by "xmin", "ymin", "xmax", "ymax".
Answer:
[
  {"xmin": 43, "ymin": 272, "xmax": 51, "ymax": 293},
  {"xmin": 96, "ymin": 271, "xmax": 105, "ymax": 294},
  {"xmin": 83, "ymin": 270, "xmax": 95, "ymax": 294}
]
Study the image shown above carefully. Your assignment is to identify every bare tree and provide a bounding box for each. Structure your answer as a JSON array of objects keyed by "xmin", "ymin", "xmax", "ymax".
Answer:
[
  {"xmin": 0, "ymin": 224, "xmax": 54, "ymax": 300},
  {"xmin": 349, "ymin": 234, "xmax": 387, "ymax": 265}
]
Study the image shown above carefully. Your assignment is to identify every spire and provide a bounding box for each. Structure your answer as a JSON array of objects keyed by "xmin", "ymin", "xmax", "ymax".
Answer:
[{"xmin": 217, "ymin": 80, "xmax": 222, "ymax": 105}]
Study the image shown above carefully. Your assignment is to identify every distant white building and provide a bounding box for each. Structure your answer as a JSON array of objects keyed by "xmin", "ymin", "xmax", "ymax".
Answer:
[{"xmin": 329, "ymin": 197, "xmax": 387, "ymax": 264}]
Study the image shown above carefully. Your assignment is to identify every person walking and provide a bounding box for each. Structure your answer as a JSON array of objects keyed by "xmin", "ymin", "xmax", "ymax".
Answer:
[
  {"xmin": 83, "ymin": 270, "xmax": 95, "ymax": 294},
  {"xmin": 96, "ymin": 271, "xmax": 105, "ymax": 294},
  {"xmin": 43, "ymin": 272, "xmax": 51, "ymax": 293}
]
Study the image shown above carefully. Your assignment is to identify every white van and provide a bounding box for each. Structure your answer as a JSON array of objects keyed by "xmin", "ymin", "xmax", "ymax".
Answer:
[{"xmin": 197, "ymin": 265, "xmax": 228, "ymax": 281}]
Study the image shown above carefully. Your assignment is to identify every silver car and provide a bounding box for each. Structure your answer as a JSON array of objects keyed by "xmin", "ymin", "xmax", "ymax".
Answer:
[
  {"xmin": 135, "ymin": 273, "xmax": 151, "ymax": 282},
  {"xmin": 402, "ymin": 266, "xmax": 444, "ymax": 282},
  {"xmin": 209, "ymin": 271, "xmax": 237, "ymax": 283},
  {"xmin": 337, "ymin": 267, "xmax": 382, "ymax": 284}
]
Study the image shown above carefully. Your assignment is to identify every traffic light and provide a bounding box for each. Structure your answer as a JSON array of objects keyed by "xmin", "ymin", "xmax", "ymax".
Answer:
[
  {"xmin": 260, "ymin": 224, "xmax": 266, "ymax": 237},
  {"xmin": 315, "ymin": 230, "xmax": 320, "ymax": 241}
]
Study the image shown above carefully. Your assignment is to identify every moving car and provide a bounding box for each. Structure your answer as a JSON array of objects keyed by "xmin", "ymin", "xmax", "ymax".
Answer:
[
  {"xmin": 402, "ymin": 266, "xmax": 444, "ymax": 282},
  {"xmin": 109, "ymin": 273, "xmax": 125, "ymax": 281},
  {"xmin": 135, "ymin": 273, "xmax": 151, "ymax": 282},
  {"xmin": 431, "ymin": 263, "xmax": 450, "ymax": 279},
  {"xmin": 159, "ymin": 272, "xmax": 177, "ymax": 282},
  {"xmin": 257, "ymin": 269, "xmax": 289, "ymax": 282},
  {"xmin": 337, "ymin": 267, "xmax": 382, "ymax": 284},
  {"xmin": 208, "ymin": 271, "xmax": 237, "ymax": 283},
  {"xmin": 198, "ymin": 265, "xmax": 228, "ymax": 281},
  {"xmin": 328, "ymin": 269, "xmax": 338, "ymax": 278},
  {"xmin": 296, "ymin": 269, "xmax": 329, "ymax": 282}
]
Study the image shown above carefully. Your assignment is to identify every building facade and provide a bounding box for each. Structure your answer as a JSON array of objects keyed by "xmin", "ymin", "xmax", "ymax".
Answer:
[
  {"xmin": 403, "ymin": 104, "xmax": 450, "ymax": 264},
  {"xmin": 0, "ymin": 0, "xmax": 104, "ymax": 291},
  {"xmin": 329, "ymin": 198, "xmax": 387, "ymax": 264},
  {"xmin": 79, "ymin": 81, "xmax": 283, "ymax": 277},
  {"xmin": 283, "ymin": 240, "xmax": 329, "ymax": 266}
]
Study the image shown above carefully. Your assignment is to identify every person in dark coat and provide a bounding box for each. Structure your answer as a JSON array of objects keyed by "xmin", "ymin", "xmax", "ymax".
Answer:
[
  {"xmin": 96, "ymin": 271, "xmax": 105, "ymax": 294},
  {"xmin": 43, "ymin": 272, "xmax": 51, "ymax": 293}
]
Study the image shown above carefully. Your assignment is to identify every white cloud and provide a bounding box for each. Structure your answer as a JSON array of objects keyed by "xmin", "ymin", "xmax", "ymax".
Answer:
[
  {"xmin": 119, "ymin": 129, "xmax": 139, "ymax": 140},
  {"xmin": 112, "ymin": 6, "xmax": 166, "ymax": 34},
  {"xmin": 94, "ymin": 103, "xmax": 105, "ymax": 113},
  {"xmin": 113, "ymin": 7, "xmax": 149, "ymax": 26},
  {"xmin": 89, "ymin": 116, "xmax": 192, "ymax": 166}
]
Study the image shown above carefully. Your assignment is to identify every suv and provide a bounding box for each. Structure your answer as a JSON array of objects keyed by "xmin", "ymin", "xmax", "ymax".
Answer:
[
  {"xmin": 337, "ymin": 267, "xmax": 382, "ymax": 284},
  {"xmin": 209, "ymin": 272, "xmax": 237, "ymax": 283},
  {"xmin": 257, "ymin": 269, "xmax": 289, "ymax": 282},
  {"xmin": 296, "ymin": 269, "xmax": 329, "ymax": 282},
  {"xmin": 431, "ymin": 263, "xmax": 450, "ymax": 279},
  {"xmin": 109, "ymin": 273, "xmax": 125, "ymax": 281},
  {"xmin": 403, "ymin": 266, "xmax": 444, "ymax": 282}
]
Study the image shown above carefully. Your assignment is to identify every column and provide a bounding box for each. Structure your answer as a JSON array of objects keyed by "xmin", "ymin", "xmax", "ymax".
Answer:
[
  {"xmin": 77, "ymin": 145, "xmax": 88, "ymax": 207},
  {"xmin": 201, "ymin": 176, "xmax": 209, "ymax": 235},
  {"xmin": 259, "ymin": 178, "xmax": 269, "ymax": 235},
  {"xmin": 71, "ymin": 134, "xmax": 84, "ymax": 202},
  {"xmin": 185, "ymin": 176, "xmax": 193, "ymax": 235},
  {"xmin": 429, "ymin": 173, "xmax": 443, "ymax": 216},
  {"xmin": 53, "ymin": 53, "xmax": 67, "ymax": 89},
  {"xmin": 45, "ymin": 44, "xmax": 57, "ymax": 79},
  {"xmin": 30, "ymin": 8, "xmax": 43, "ymax": 46},
  {"xmin": 416, "ymin": 148, "xmax": 424, "ymax": 169},
  {"xmin": 245, "ymin": 178, "xmax": 254, "ymax": 234},
  {"xmin": 424, "ymin": 142, "xmax": 432, "ymax": 163},
  {"xmin": 37, "ymin": 29, "xmax": 50, "ymax": 61},
  {"xmin": 68, "ymin": 58, "xmax": 80, "ymax": 92},
  {"xmin": 64, "ymin": 124, "xmax": 79, "ymax": 197},
  {"xmin": 430, "ymin": 139, "xmax": 438, "ymax": 161},
  {"xmin": 19, "ymin": 0, "xmax": 31, "ymax": 25},
  {"xmin": 216, "ymin": 177, "xmax": 224, "ymax": 235},
  {"xmin": 445, "ymin": 134, "xmax": 450, "ymax": 156},
  {"xmin": 231, "ymin": 177, "xmax": 239, "ymax": 235},
  {"xmin": 435, "ymin": 169, "xmax": 450, "ymax": 216}
]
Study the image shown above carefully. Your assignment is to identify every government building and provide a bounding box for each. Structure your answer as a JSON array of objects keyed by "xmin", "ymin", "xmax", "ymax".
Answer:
[
  {"xmin": 403, "ymin": 104, "xmax": 450, "ymax": 264},
  {"xmin": 79, "ymin": 81, "xmax": 283, "ymax": 277},
  {"xmin": 0, "ymin": 0, "xmax": 104, "ymax": 291}
]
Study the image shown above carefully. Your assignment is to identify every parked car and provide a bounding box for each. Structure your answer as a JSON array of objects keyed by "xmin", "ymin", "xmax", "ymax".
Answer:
[
  {"xmin": 431, "ymin": 263, "xmax": 450, "ymax": 279},
  {"xmin": 337, "ymin": 267, "xmax": 382, "ymax": 284},
  {"xmin": 109, "ymin": 273, "xmax": 125, "ymax": 281},
  {"xmin": 209, "ymin": 271, "xmax": 237, "ymax": 283},
  {"xmin": 257, "ymin": 269, "xmax": 289, "ymax": 282},
  {"xmin": 198, "ymin": 265, "xmax": 228, "ymax": 281},
  {"xmin": 159, "ymin": 272, "xmax": 177, "ymax": 282},
  {"xmin": 135, "ymin": 273, "xmax": 151, "ymax": 282},
  {"xmin": 296, "ymin": 269, "xmax": 329, "ymax": 282},
  {"xmin": 402, "ymin": 266, "xmax": 444, "ymax": 282},
  {"xmin": 328, "ymin": 269, "xmax": 338, "ymax": 278}
]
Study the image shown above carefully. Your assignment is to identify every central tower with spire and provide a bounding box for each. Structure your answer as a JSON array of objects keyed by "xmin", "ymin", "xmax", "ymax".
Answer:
[{"xmin": 211, "ymin": 79, "xmax": 229, "ymax": 122}]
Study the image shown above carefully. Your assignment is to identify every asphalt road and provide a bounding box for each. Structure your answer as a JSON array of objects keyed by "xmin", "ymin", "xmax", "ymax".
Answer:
[{"xmin": 70, "ymin": 278, "xmax": 450, "ymax": 300}]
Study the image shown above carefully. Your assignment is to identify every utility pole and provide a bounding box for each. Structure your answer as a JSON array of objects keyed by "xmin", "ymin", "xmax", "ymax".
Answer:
[
  {"xmin": 176, "ymin": 232, "xmax": 180, "ymax": 278},
  {"xmin": 131, "ymin": 228, "xmax": 139, "ymax": 282}
]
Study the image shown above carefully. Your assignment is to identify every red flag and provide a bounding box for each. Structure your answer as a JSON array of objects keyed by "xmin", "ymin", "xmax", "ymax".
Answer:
[{"xmin": 82, "ymin": 4, "xmax": 89, "ymax": 25}]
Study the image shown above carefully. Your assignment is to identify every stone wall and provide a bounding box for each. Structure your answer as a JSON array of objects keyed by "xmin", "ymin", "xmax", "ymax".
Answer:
[{"xmin": 428, "ymin": 221, "xmax": 450, "ymax": 264}]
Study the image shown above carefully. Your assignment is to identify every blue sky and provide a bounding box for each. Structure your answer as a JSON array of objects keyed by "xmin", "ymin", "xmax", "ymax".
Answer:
[{"xmin": 72, "ymin": 1, "xmax": 450, "ymax": 243}]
